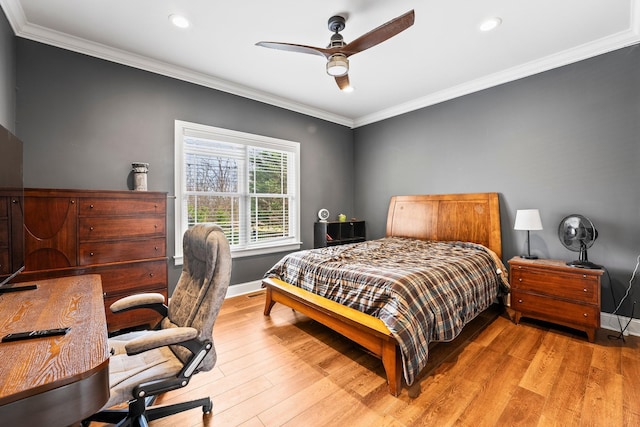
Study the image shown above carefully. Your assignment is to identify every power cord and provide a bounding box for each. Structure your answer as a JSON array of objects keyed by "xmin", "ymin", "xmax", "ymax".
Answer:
[
  {"xmin": 607, "ymin": 253, "xmax": 640, "ymax": 341},
  {"xmin": 612, "ymin": 253, "xmax": 640, "ymax": 314}
]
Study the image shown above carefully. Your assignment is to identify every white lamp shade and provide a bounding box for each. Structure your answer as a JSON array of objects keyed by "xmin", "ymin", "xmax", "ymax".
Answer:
[{"xmin": 514, "ymin": 209, "xmax": 543, "ymax": 231}]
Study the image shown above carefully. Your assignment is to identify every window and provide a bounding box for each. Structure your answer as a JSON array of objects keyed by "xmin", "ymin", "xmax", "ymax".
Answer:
[{"xmin": 175, "ymin": 120, "xmax": 300, "ymax": 262}]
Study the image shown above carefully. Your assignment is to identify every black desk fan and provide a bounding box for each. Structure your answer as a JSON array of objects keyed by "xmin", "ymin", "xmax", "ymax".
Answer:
[{"xmin": 558, "ymin": 214, "xmax": 601, "ymax": 269}]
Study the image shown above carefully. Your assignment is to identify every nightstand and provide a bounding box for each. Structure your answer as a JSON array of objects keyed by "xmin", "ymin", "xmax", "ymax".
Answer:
[{"xmin": 508, "ymin": 257, "xmax": 603, "ymax": 342}]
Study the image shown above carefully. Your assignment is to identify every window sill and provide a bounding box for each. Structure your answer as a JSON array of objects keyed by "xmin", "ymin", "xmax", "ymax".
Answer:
[{"xmin": 174, "ymin": 241, "xmax": 302, "ymax": 265}]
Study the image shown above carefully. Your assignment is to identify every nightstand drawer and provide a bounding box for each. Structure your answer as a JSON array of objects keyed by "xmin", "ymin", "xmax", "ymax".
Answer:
[
  {"xmin": 511, "ymin": 290, "xmax": 599, "ymax": 328},
  {"xmin": 511, "ymin": 266, "xmax": 599, "ymax": 304}
]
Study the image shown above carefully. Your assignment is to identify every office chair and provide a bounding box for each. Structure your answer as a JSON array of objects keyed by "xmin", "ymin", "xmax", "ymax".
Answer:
[{"xmin": 83, "ymin": 223, "xmax": 231, "ymax": 427}]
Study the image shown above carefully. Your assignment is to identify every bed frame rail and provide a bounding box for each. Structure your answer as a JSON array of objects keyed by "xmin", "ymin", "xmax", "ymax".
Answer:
[{"xmin": 263, "ymin": 277, "xmax": 403, "ymax": 396}]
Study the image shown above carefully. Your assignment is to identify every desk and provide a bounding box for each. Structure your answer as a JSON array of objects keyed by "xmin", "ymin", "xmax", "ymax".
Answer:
[{"xmin": 0, "ymin": 275, "xmax": 110, "ymax": 426}]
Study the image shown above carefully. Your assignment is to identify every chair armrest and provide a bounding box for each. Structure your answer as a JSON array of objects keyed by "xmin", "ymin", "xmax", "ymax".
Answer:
[
  {"xmin": 124, "ymin": 327, "xmax": 198, "ymax": 356},
  {"xmin": 110, "ymin": 292, "xmax": 168, "ymax": 317}
]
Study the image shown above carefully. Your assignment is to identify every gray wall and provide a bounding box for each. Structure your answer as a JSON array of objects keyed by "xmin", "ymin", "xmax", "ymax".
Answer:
[
  {"xmin": 354, "ymin": 45, "xmax": 640, "ymax": 316},
  {"xmin": 0, "ymin": 10, "xmax": 15, "ymax": 131},
  {"xmin": 6, "ymin": 14, "xmax": 640, "ymax": 316},
  {"xmin": 15, "ymin": 39, "xmax": 355, "ymax": 291}
]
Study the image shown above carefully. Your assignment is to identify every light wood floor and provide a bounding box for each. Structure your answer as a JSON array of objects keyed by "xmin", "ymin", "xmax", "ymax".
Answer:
[{"xmin": 145, "ymin": 291, "xmax": 640, "ymax": 427}]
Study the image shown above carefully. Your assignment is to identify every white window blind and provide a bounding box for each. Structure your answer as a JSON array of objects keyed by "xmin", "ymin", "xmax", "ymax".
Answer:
[{"xmin": 175, "ymin": 121, "xmax": 300, "ymax": 261}]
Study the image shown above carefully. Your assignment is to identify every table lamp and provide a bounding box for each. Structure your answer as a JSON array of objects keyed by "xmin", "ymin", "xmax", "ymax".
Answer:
[{"xmin": 514, "ymin": 209, "xmax": 543, "ymax": 259}]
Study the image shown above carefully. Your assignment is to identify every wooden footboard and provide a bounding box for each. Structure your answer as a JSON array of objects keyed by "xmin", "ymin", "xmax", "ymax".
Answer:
[{"xmin": 262, "ymin": 277, "xmax": 403, "ymax": 396}]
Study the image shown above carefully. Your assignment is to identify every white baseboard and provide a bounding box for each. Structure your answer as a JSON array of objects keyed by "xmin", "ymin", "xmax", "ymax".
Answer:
[
  {"xmin": 601, "ymin": 312, "xmax": 640, "ymax": 337},
  {"xmin": 225, "ymin": 280, "xmax": 263, "ymax": 298}
]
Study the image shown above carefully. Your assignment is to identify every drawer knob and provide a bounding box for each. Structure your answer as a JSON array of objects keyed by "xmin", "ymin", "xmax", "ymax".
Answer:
[
  {"xmin": 70, "ymin": 200, "xmax": 75, "ymax": 204},
  {"xmin": 149, "ymin": 273, "xmax": 154, "ymax": 277},
  {"xmin": 583, "ymin": 275, "xmax": 587, "ymax": 278},
  {"xmin": 518, "ymin": 299, "xmax": 523, "ymax": 303},
  {"xmin": 90, "ymin": 204, "xmax": 94, "ymax": 208},
  {"xmin": 583, "ymin": 313, "xmax": 588, "ymax": 317},
  {"xmin": 90, "ymin": 226, "xmax": 94, "ymax": 231},
  {"xmin": 154, "ymin": 246, "xmax": 158, "ymax": 250},
  {"xmin": 154, "ymin": 224, "xmax": 158, "ymax": 229},
  {"xmin": 583, "ymin": 288, "xmax": 588, "ymax": 292},
  {"xmin": 90, "ymin": 252, "xmax": 94, "ymax": 256},
  {"xmin": 518, "ymin": 278, "xmax": 522, "ymax": 282}
]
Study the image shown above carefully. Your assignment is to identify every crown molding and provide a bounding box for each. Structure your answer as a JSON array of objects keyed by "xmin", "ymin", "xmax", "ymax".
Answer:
[
  {"xmin": 3, "ymin": 0, "xmax": 640, "ymax": 129},
  {"xmin": 354, "ymin": 26, "xmax": 640, "ymax": 128},
  {"xmin": 1, "ymin": 0, "xmax": 355, "ymax": 128}
]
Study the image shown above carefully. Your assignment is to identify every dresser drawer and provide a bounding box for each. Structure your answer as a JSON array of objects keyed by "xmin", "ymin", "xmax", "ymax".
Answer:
[
  {"xmin": 96, "ymin": 259, "xmax": 167, "ymax": 296},
  {"xmin": 511, "ymin": 290, "xmax": 599, "ymax": 328},
  {"xmin": 511, "ymin": 266, "xmax": 599, "ymax": 304},
  {"xmin": 79, "ymin": 216, "xmax": 165, "ymax": 241},
  {"xmin": 79, "ymin": 197, "xmax": 165, "ymax": 217},
  {"xmin": 79, "ymin": 238, "xmax": 165, "ymax": 265}
]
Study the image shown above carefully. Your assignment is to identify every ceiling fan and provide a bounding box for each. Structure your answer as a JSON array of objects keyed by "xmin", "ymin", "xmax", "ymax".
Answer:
[{"xmin": 256, "ymin": 9, "xmax": 415, "ymax": 90}]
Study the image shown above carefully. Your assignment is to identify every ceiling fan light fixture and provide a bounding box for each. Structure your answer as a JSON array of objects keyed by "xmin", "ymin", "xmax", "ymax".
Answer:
[{"xmin": 326, "ymin": 54, "xmax": 349, "ymax": 77}]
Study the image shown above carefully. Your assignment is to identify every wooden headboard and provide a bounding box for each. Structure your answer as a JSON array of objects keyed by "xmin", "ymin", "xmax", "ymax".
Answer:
[{"xmin": 386, "ymin": 192, "xmax": 502, "ymax": 259}]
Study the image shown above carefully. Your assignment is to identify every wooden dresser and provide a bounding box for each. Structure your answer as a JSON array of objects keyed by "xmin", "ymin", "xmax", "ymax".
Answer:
[
  {"xmin": 0, "ymin": 190, "xmax": 24, "ymax": 276},
  {"xmin": 16, "ymin": 189, "xmax": 168, "ymax": 332},
  {"xmin": 508, "ymin": 257, "xmax": 603, "ymax": 342}
]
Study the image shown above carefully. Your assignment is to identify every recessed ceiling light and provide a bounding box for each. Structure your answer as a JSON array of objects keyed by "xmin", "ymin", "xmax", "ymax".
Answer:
[
  {"xmin": 169, "ymin": 14, "xmax": 191, "ymax": 29},
  {"xmin": 479, "ymin": 17, "xmax": 502, "ymax": 32}
]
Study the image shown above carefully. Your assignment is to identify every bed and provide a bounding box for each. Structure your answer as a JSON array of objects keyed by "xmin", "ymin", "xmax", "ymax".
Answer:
[{"xmin": 262, "ymin": 192, "xmax": 508, "ymax": 396}]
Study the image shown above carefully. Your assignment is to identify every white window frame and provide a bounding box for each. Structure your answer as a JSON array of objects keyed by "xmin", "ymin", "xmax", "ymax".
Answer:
[{"xmin": 174, "ymin": 120, "xmax": 301, "ymax": 263}]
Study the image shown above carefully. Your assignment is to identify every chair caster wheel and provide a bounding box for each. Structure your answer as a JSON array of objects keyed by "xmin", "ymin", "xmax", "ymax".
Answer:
[{"xmin": 203, "ymin": 399, "xmax": 213, "ymax": 414}]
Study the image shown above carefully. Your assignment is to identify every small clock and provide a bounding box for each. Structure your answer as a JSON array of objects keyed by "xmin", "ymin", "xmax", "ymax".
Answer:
[{"xmin": 318, "ymin": 208, "xmax": 330, "ymax": 222}]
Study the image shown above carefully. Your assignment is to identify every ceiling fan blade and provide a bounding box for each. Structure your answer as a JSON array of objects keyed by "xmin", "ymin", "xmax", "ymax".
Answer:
[
  {"xmin": 255, "ymin": 41, "xmax": 331, "ymax": 58},
  {"xmin": 335, "ymin": 74, "xmax": 350, "ymax": 90},
  {"xmin": 341, "ymin": 9, "xmax": 415, "ymax": 57}
]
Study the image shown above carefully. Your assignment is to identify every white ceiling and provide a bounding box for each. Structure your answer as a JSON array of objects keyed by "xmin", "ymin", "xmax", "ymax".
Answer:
[{"xmin": 1, "ymin": 0, "xmax": 639, "ymax": 128}]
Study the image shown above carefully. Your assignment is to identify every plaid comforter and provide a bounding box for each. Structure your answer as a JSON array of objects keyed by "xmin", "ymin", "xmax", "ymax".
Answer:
[{"xmin": 264, "ymin": 237, "xmax": 509, "ymax": 386}]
